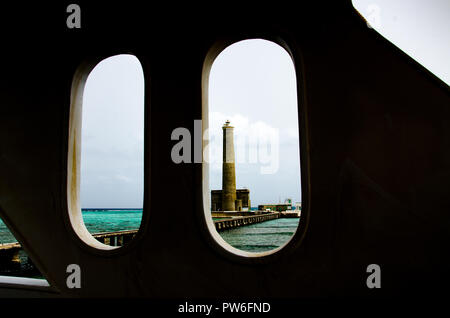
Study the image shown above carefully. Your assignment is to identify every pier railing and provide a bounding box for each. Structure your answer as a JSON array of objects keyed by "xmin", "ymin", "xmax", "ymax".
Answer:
[
  {"xmin": 92, "ymin": 229, "xmax": 138, "ymax": 247},
  {"xmin": 214, "ymin": 212, "xmax": 280, "ymax": 232}
]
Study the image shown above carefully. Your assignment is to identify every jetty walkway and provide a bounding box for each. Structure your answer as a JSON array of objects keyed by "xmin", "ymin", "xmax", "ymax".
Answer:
[{"xmin": 214, "ymin": 212, "xmax": 280, "ymax": 232}]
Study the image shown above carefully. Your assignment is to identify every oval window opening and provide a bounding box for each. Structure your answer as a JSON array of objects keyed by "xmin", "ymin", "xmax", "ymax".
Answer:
[
  {"xmin": 69, "ymin": 54, "xmax": 144, "ymax": 250},
  {"xmin": 204, "ymin": 39, "xmax": 301, "ymax": 256}
]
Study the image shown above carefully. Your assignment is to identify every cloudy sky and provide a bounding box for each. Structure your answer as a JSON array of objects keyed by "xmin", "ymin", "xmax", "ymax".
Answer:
[
  {"xmin": 81, "ymin": 55, "xmax": 144, "ymax": 208},
  {"xmin": 80, "ymin": 1, "xmax": 449, "ymax": 208},
  {"xmin": 207, "ymin": 39, "xmax": 301, "ymax": 206}
]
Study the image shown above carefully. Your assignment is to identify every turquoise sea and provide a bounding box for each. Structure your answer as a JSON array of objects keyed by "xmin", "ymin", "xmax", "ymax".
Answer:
[
  {"xmin": 0, "ymin": 209, "xmax": 144, "ymax": 244},
  {"xmin": 2, "ymin": 210, "xmax": 299, "ymax": 249},
  {"xmin": 0, "ymin": 218, "xmax": 22, "ymax": 244},
  {"xmin": 82, "ymin": 210, "xmax": 299, "ymax": 252},
  {"xmin": 2, "ymin": 210, "xmax": 299, "ymax": 250},
  {"xmin": 81, "ymin": 208, "xmax": 143, "ymax": 234},
  {"xmin": 1, "ymin": 209, "xmax": 299, "ymax": 276}
]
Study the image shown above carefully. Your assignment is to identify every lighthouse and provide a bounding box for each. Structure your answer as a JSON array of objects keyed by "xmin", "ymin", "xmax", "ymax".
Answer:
[{"xmin": 221, "ymin": 120, "xmax": 237, "ymax": 211}]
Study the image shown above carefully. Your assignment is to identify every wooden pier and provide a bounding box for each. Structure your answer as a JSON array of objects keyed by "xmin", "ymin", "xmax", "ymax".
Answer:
[
  {"xmin": 0, "ymin": 242, "xmax": 21, "ymax": 265},
  {"xmin": 214, "ymin": 212, "xmax": 280, "ymax": 232},
  {"xmin": 91, "ymin": 229, "xmax": 138, "ymax": 246}
]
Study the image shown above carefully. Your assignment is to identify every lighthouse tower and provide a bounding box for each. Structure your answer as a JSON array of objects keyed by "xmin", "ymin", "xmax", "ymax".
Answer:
[{"xmin": 221, "ymin": 120, "xmax": 237, "ymax": 211}]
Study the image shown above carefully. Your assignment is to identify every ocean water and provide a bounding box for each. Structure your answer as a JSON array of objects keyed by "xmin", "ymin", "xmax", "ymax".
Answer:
[
  {"xmin": 81, "ymin": 209, "xmax": 143, "ymax": 234},
  {"xmin": 82, "ymin": 210, "xmax": 299, "ymax": 253},
  {"xmin": 0, "ymin": 209, "xmax": 144, "ymax": 278},
  {"xmin": 218, "ymin": 218, "xmax": 300, "ymax": 252},
  {"xmin": 81, "ymin": 210, "xmax": 299, "ymax": 254},
  {"xmin": 0, "ymin": 209, "xmax": 144, "ymax": 244},
  {"xmin": 1, "ymin": 210, "xmax": 298, "ymax": 278},
  {"xmin": 1, "ymin": 210, "xmax": 299, "ymax": 274},
  {"xmin": 1, "ymin": 211, "xmax": 299, "ymax": 251},
  {"xmin": 0, "ymin": 218, "xmax": 18, "ymax": 244}
]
